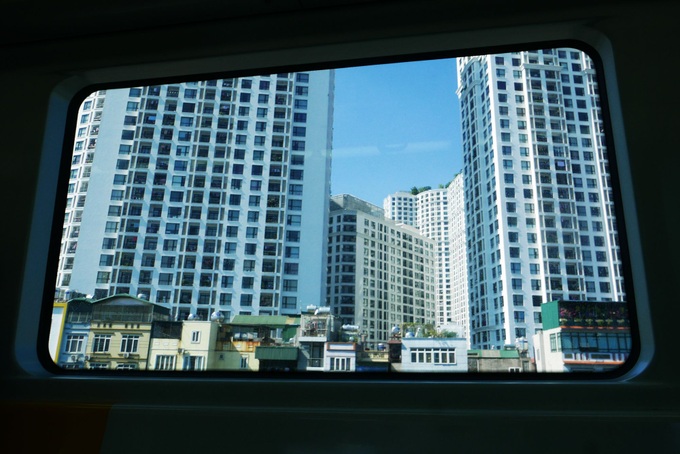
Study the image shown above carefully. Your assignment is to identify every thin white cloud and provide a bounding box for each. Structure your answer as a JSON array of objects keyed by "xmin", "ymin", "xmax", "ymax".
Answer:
[
  {"xmin": 332, "ymin": 145, "xmax": 381, "ymax": 158},
  {"xmin": 334, "ymin": 141, "xmax": 452, "ymax": 159}
]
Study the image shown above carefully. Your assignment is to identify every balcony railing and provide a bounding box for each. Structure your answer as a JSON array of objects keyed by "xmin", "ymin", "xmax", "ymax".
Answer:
[
  {"xmin": 558, "ymin": 318, "xmax": 629, "ymax": 329},
  {"xmin": 562, "ymin": 352, "xmax": 627, "ymax": 363}
]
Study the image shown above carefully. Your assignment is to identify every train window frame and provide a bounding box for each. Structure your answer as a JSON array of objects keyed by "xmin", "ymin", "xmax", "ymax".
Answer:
[{"xmin": 18, "ymin": 36, "xmax": 649, "ymax": 382}]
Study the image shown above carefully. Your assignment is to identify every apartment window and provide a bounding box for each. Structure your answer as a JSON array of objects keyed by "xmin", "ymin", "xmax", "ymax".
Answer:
[
  {"xmin": 92, "ymin": 335, "xmax": 111, "ymax": 353},
  {"xmin": 241, "ymin": 277, "xmax": 254, "ymax": 289},
  {"xmin": 284, "ymin": 263, "xmax": 299, "ymax": 275},
  {"xmin": 65, "ymin": 334, "xmax": 85, "ymax": 353},
  {"xmin": 240, "ymin": 294, "xmax": 253, "ymax": 307},
  {"xmin": 155, "ymin": 355, "xmax": 175, "ymax": 371}
]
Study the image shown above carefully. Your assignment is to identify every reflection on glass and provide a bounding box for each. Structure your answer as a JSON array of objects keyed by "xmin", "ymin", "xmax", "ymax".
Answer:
[{"xmin": 49, "ymin": 48, "xmax": 631, "ymax": 373}]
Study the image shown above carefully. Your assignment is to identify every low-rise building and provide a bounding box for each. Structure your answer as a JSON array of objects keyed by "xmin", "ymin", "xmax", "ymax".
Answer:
[
  {"xmin": 467, "ymin": 347, "xmax": 533, "ymax": 373},
  {"xmin": 387, "ymin": 324, "xmax": 468, "ymax": 372},
  {"xmin": 324, "ymin": 342, "xmax": 357, "ymax": 372},
  {"xmin": 220, "ymin": 314, "xmax": 299, "ymax": 371},
  {"xmin": 297, "ymin": 306, "xmax": 338, "ymax": 371},
  {"xmin": 533, "ymin": 300, "xmax": 631, "ymax": 372},
  {"xmin": 49, "ymin": 301, "xmax": 68, "ymax": 364},
  {"xmin": 396, "ymin": 336, "xmax": 468, "ymax": 372},
  {"xmin": 54, "ymin": 294, "xmax": 171, "ymax": 370},
  {"xmin": 148, "ymin": 320, "xmax": 183, "ymax": 371}
]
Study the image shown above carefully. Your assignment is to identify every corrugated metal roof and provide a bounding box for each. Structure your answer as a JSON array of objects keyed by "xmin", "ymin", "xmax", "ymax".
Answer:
[{"xmin": 255, "ymin": 346, "xmax": 299, "ymax": 361}]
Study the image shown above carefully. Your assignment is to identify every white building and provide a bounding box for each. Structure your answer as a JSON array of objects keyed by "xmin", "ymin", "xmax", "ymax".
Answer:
[
  {"xmin": 415, "ymin": 187, "xmax": 452, "ymax": 331},
  {"xmin": 148, "ymin": 319, "xmax": 222, "ymax": 371},
  {"xmin": 532, "ymin": 301, "xmax": 631, "ymax": 373},
  {"xmin": 457, "ymin": 49, "xmax": 625, "ymax": 351},
  {"xmin": 447, "ymin": 173, "xmax": 469, "ymax": 343},
  {"xmin": 57, "ymin": 71, "xmax": 335, "ymax": 322},
  {"xmin": 397, "ymin": 336, "xmax": 468, "ymax": 373},
  {"xmin": 385, "ymin": 178, "xmax": 469, "ymax": 344},
  {"xmin": 327, "ymin": 194, "xmax": 437, "ymax": 348},
  {"xmin": 324, "ymin": 342, "xmax": 357, "ymax": 372},
  {"xmin": 383, "ymin": 191, "xmax": 416, "ymax": 226}
]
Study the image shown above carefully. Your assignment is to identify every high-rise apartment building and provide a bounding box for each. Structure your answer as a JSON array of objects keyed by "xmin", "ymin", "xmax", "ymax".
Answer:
[
  {"xmin": 57, "ymin": 71, "xmax": 335, "ymax": 321},
  {"xmin": 457, "ymin": 49, "xmax": 625, "ymax": 350},
  {"xmin": 415, "ymin": 188, "xmax": 451, "ymax": 328},
  {"xmin": 383, "ymin": 191, "xmax": 416, "ymax": 226},
  {"xmin": 447, "ymin": 173, "xmax": 469, "ymax": 341},
  {"xmin": 384, "ymin": 180, "xmax": 469, "ymax": 340},
  {"xmin": 327, "ymin": 194, "xmax": 436, "ymax": 347}
]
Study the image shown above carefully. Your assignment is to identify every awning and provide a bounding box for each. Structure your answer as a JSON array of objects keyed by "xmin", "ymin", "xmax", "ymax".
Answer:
[{"xmin": 255, "ymin": 346, "xmax": 299, "ymax": 361}]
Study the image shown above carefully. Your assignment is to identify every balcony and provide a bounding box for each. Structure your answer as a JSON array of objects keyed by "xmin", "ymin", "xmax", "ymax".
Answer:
[
  {"xmin": 562, "ymin": 352, "xmax": 628, "ymax": 364},
  {"xmin": 558, "ymin": 318, "xmax": 629, "ymax": 329}
]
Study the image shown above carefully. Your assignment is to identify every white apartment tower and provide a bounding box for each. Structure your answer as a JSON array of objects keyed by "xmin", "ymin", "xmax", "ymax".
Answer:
[
  {"xmin": 457, "ymin": 49, "xmax": 625, "ymax": 350},
  {"xmin": 57, "ymin": 71, "xmax": 335, "ymax": 321},
  {"xmin": 415, "ymin": 188, "xmax": 451, "ymax": 327},
  {"xmin": 327, "ymin": 194, "xmax": 436, "ymax": 348},
  {"xmin": 384, "ymin": 182, "xmax": 469, "ymax": 339},
  {"xmin": 383, "ymin": 191, "xmax": 416, "ymax": 226},
  {"xmin": 447, "ymin": 173, "xmax": 469, "ymax": 341}
]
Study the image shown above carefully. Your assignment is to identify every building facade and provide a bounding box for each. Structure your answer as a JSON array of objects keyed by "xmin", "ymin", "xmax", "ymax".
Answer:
[
  {"xmin": 327, "ymin": 194, "xmax": 437, "ymax": 348},
  {"xmin": 54, "ymin": 294, "xmax": 172, "ymax": 370},
  {"xmin": 447, "ymin": 173, "xmax": 469, "ymax": 342},
  {"xmin": 57, "ymin": 71, "xmax": 334, "ymax": 322},
  {"xmin": 532, "ymin": 300, "xmax": 631, "ymax": 372},
  {"xmin": 415, "ymin": 188, "xmax": 450, "ymax": 329},
  {"xmin": 383, "ymin": 191, "xmax": 416, "ymax": 226},
  {"xmin": 395, "ymin": 336, "xmax": 468, "ymax": 373},
  {"xmin": 384, "ymin": 177, "xmax": 469, "ymax": 343},
  {"xmin": 457, "ymin": 49, "xmax": 625, "ymax": 350}
]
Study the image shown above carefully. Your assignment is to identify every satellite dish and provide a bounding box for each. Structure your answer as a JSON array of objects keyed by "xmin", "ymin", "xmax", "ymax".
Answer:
[{"xmin": 187, "ymin": 313, "xmax": 199, "ymax": 320}]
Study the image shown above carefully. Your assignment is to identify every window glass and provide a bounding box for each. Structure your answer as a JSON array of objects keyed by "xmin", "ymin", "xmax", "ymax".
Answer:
[{"xmin": 49, "ymin": 47, "xmax": 633, "ymax": 375}]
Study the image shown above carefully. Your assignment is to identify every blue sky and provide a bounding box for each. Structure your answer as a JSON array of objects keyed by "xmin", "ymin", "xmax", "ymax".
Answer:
[{"xmin": 330, "ymin": 58, "xmax": 463, "ymax": 207}]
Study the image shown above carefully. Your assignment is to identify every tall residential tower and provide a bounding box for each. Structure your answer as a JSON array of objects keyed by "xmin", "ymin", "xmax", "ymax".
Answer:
[
  {"xmin": 57, "ymin": 71, "xmax": 334, "ymax": 321},
  {"xmin": 327, "ymin": 194, "xmax": 436, "ymax": 347},
  {"xmin": 457, "ymin": 49, "xmax": 624, "ymax": 350},
  {"xmin": 384, "ymin": 179, "xmax": 469, "ymax": 340}
]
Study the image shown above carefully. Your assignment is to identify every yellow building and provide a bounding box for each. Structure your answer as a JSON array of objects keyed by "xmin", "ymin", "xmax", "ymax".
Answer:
[
  {"xmin": 58, "ymin": 294, "xmax": 172, "ymax": 370},
  {"xmin": 49, "ymin": 301, "xmax": 68, "ymax": 364}
]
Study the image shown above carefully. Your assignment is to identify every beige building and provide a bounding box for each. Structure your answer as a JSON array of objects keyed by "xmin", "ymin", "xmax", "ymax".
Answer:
[
  {"xmin": 148, "ymin": 313, "xmax": 300, "ymax": 372},
  {"xmin": 327, "ymin": 194, "xmax": 437, "ymax": 349},
  {"xmin": 80, "ymin": 295, "xmax": 170, "ymax": 370}
]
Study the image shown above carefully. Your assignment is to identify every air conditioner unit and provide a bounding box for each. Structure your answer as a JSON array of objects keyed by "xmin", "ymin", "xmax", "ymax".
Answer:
[
  {"xmin": 178, "ymin": 348, "xmax": 184, "ymax": 354},
  {"xmin": 123, "ymin": 352, "xmax": 130, "ymax": 358},
  {"xmin": 70, "ymin": 355, "xmax": 78, "ymax": 361},
  {"xmin": 84, "ymin": 355, "xmax": 91, "ymax": 361}
]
